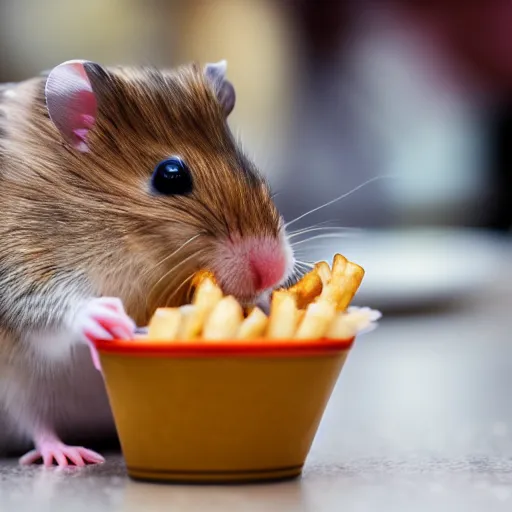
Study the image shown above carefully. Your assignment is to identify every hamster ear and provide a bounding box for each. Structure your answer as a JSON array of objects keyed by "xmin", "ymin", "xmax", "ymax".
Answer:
[
  {"xmin": 204, "ymin": 60, "xmax": 236, "ymax": 116},
  {"xmin": 45, "ymin": 60, "xmax": 99, "ymax": 152}
]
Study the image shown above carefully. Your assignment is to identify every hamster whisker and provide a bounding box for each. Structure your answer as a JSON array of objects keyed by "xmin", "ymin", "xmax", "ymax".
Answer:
[
  {"xmin": 148, "ymin": 251, "xmax": 201, "ymax": 304},
  {"xmin": 287, "ymin": 226, "xmax": 362, "ymax": 240},
  {"xmin": 287, "ymin": 219, "xmax": 343, "ymax": 232},
  {"xmin": 284, "ymin": 175, "xmax": 395, "ymax": 230},
  {"xmin": 141, "ymin": 233, "xmax": 202, "ymax": 280},
  {"xmin": 295, "ymin": 259, "xmax": 314, "ymax": 269},
  {"xmin": 291, "ymin": 233, "xmax": 357, "ymax": 248},
  {"xmin": 146, "ymin": 249, "xmax": 206, "ymax": 310},
  {"xmin": 295, "ymin": 260, "xmax": 314, "ymax": 274},
  {"xmin": 295, "ymin": 267, "xmax": 312, "ymax": 275},
  {"xmin": 287, "ymin": 219, "xmax": 362, "ymax": 237},
  {"xmin": 282, "ymin": 259, "xmax": 313, "ymax": 288},
  {"xmin": 163, "ymin": 272, "xmax": 196, "ymax": 307}
]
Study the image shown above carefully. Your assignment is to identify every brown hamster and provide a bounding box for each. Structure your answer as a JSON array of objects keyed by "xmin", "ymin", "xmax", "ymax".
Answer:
[{"xmin": 0, "ymin": 59, "xmax": 294, "ymax": 466}]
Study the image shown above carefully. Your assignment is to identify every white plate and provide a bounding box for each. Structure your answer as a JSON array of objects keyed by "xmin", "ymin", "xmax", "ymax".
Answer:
[{"xmin": 300, "ymin": 228, "xmax": 506, "ymax": 310}]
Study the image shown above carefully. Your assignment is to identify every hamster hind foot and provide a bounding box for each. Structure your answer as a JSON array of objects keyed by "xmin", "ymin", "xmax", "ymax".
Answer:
[
  {"xmin": 19, "ymin": 429, "xmax": 105, "ymax": 467},
  {"xmin": 14, "ymin": 297, "xmax": 135, "ymax": 467}
]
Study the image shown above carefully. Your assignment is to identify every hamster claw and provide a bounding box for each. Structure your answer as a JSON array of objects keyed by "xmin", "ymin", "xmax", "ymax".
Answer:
[
  {"xmin": 87, "ymin": 341, "xmax": 102, "ymax": 372},
  {"xmin": 73, "ymin": 297, "xmax": 137, "ymax": 370},
  {"xmin": 19, "ymin": 443, "xmax": 105, "ymax": 468}
]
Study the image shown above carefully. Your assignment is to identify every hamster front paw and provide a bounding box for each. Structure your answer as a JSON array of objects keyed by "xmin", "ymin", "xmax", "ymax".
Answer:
[
  {"xmin": 73, "ymin": 297, "xmax": 136, "ymax": 371},
  {"xmin": 74, "ymin": 297, "xmax": 136, "ymax": 342}
]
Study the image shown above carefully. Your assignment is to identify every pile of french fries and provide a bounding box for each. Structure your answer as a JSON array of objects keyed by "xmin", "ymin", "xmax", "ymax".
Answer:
[{"xmin": 147, "ymin": 254, "xmax": 380, "ymax": 342}]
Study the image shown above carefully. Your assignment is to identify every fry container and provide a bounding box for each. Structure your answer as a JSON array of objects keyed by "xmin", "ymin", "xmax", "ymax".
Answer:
[{"xmin": 93, "ymin": 337, "xmax": 354, "ymax": 484}]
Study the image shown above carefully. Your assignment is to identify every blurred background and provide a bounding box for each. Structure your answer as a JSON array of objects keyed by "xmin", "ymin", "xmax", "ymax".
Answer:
[
  {"xmin": 3, "ymin": 5, "xmax": 512, "ymax": 502},
  {"xmin": 1, "ymin": 0, "xmax": 511, "ymax": 312}
]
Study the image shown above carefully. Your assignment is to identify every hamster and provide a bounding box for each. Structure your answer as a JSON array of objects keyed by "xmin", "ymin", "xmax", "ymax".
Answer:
[{"xmin": 0, "ymin": 59, "xmax": 294, "ymax": 466}]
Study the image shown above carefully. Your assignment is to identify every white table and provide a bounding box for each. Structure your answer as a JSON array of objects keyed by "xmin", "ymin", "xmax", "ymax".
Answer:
[{"xmin": 1, "ymin": 238, "xmax": 512, "ymax": 512}]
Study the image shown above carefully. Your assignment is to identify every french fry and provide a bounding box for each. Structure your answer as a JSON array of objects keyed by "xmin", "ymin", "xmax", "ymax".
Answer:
[
  {"xmin": 334, "ymin": 261, "xmax": 365, "ymax": 311},
  {"xmin": 325, "ymin": 312, "xmax": 359, "ymax": 340},
  {"xmin": 341, "ymin": 307, "xmax": 381, "ymax": 334},
  {"xmin": 145, "ymin": 253, "xmax": 370, "ymax": 343},
  {"xmin": 193, "ymin": 278, "xmax": 223, "ymax": 307},
  {"xmin": 347, "ymin": 306, "xmax": 382, "ymax": 323},
  {"xmin": 147, "ymin": 308, "xmax": 182, "ymax": 341},
  {"xmin": 266, "ymin": 290, "xmax": 299, "ymax": 339},
  {"xmin": 317, "ymin": 255, "xmax": 364, "ymax": 311},
  {"xmin": 180, "ymin": 304, "xmax": 195, "ymax": 315},
  {"xmin": 190, "ymin": 269, "xmax": 217, "ymax": 288},
  {"xmin": 236, "ymin": 307, "xmax": 268, "ymax": 339},
  {"xmin": 179, "ymin": 277, "xmax": 223, "ymax": 339},
  {"xmin": 203, "ymin": 296, "xmax": 244, "ymax": 340},
  {"xmin": 331, "ymin": 253, "xmax": 348, "ymax": 276},
  {"xmin": 187, "ymin": 269, "xmax": 218, "ymax": 301},
  {"xmin": 326, "ymin": 306, "xmax": 380, "ymax": 339},
  {"xmin": 288, "ymin": 271, "xmax": 323, "ymax": 309},
  {"xmin": 295, "ymin": 300, "xmax": 336, "ymax": 340},
  {"xmin": 314, "ymin": 261, "xmax": 331, "ymax": 285},
  {"xmin": 314, "ymin": 255, "xmax": 345, "ymax": 305},
  {"xmin": 317, "ymin": 282, "xmax": 344, "ymax": 307}
]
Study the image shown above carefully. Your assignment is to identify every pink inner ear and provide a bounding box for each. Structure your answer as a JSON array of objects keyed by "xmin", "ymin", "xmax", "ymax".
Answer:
[
  {"xmin": 45, "ymin": 61, "xmax": 98, "ymax": 152},
  {"xmin": 66, "ymin": 90, "xmax": 97, "ymax": 151}
]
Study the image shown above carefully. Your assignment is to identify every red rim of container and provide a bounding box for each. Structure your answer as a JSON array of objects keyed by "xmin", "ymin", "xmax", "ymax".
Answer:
[{"xmin": 93, "ymin": 337, "xmax": 355, "ymax": 357}]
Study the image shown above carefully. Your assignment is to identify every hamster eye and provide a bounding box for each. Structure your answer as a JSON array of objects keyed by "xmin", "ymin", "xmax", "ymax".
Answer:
[{"xmin": 151, "ymin": 157, "xmax": 193, "ymax": 196}]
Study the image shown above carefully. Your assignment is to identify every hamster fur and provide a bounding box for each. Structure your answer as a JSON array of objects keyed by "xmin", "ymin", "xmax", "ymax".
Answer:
[{"xmin": 0, "ymin": 60, "xmax": 294, "ymax": 466}]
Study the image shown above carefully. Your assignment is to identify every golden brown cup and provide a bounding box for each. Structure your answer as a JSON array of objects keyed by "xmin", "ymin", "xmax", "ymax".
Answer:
[{"xmin": 94, "ymin": 338, "xmax": 354, "ymax": 484}]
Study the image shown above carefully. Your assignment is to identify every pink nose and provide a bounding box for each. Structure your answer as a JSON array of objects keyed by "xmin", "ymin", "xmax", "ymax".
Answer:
[{"xmin": 250, "ymin": 251, "xmax": 286, "ymax": 291}]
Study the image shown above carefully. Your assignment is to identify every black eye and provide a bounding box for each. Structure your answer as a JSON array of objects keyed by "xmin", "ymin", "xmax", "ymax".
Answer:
[{"xmin": 151, "ymin": 157, "xmax": 193, "ymax": 196}]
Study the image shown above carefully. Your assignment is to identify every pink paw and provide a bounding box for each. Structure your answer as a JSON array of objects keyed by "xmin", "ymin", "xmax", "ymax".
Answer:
[
  {"xmin": 19, "ymin": 442, "xmax": 105, "ymax": 468},
  {"xmin": 73, "ymin": 297, "xmax": 136, "ymax": 371}
]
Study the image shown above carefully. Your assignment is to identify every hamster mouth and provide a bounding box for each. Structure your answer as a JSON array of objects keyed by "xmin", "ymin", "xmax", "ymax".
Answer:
[{"xmin": 210, "ymin": 233, "xmax": 294, "ymax": 303}]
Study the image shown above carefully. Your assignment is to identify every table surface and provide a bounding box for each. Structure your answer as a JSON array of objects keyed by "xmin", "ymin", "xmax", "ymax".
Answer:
[{"xmin": 1, "ymin": 239, "xmax": 512, "ymax": 512}]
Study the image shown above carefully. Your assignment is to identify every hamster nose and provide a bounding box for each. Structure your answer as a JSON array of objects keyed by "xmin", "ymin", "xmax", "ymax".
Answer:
[
  {"xmin": 211, "ymin": 235, "xmax": 293, "ymax": 299},
  {"xmin": 249, "ymin": 250, "xmax": 286, "ymax": 292}
]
